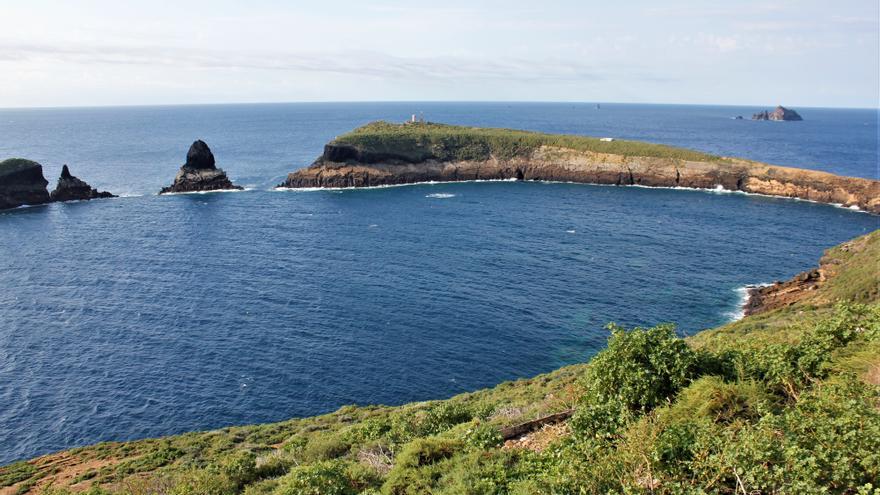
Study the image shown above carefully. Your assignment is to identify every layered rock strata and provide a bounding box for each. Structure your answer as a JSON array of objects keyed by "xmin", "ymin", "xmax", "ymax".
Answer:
[{"xmin": 280, "ymin": 141, "xmax": 880, "ymax": 214}]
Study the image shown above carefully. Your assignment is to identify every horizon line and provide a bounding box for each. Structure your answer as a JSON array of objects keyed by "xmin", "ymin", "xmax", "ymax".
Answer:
[{"xmin": 1, "ymin": 99, "xmax": 878, "ymax": 112}]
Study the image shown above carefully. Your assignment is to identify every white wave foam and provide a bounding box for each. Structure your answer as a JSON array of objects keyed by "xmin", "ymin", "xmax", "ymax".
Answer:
[
  {"xmin": 539, "ymin": 180, "xmax": 868, "ymax": 213},
  {"xmin": 724, "ymin": 283, "xmax": 772, "ymax": 322},
  {"xmin": 159, "ymin": 187, "xmax": 251, "ymax": 196},
  {"xmin": 275, "ymin": 178, "xmax": 868, "ymax": 213},
  {"xmin": 425, "ymin": 193, "xmax": 456, "ymax": 199},
  {"xmin": 274, "ymin": 178, "xmax": 517, "ymax": 193},
  {"xmin": 566, "ymin": 230, "xmax": 576, "ymax": 233}
]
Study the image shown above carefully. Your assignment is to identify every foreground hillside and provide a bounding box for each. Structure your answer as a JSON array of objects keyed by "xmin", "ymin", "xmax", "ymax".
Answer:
[
  {"xmin": 279, "ymin": 122, "xmax": 880, "ymax": 214},
  {"xmin": 2, "ymin": 231, "xmax": 879, "ymax": 494}
]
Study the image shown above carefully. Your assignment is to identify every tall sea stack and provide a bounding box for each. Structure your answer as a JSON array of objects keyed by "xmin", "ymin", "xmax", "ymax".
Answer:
[
  {"xmin": 0, "ymin": 158, "xmax": 51, "ymax": 210},
  {"xmin": 50, "ymin": 165, "xmax": 116, "ymax": 202},
  {"xmin": 159, "ymin": 140, "xmax": 242, "ymax": 194}
]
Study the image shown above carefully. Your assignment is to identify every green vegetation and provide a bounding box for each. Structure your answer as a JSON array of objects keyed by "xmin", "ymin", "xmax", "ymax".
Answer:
[
  {"xmin": 0, "ymin": 158, "xmax": 41, "ymax": 177},
  {"xmin": 2, "ymin": 230, "xmax": 878, "ymax": 494},
  {"xmin": 332, "ymin": 121, "xmax": 722, "ymax": 162}
]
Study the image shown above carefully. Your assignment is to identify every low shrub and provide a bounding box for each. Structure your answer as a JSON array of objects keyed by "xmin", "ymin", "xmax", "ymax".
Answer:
[{"xmin": 274, "ymin": 461, "xmax": 353, "ymax": 495}]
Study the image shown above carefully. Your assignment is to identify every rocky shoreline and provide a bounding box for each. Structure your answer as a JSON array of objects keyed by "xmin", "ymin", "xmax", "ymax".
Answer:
[
  {"xmin": 739, "ymin": 233, "xmax": 876, "ymax": 316},
  {"xmin": 279, "ymin": 124, "xmax": 880, "ymax": 214},
  {"xmin": 742, "ymin": 270, "xmax": 823, "ymax": 317}
]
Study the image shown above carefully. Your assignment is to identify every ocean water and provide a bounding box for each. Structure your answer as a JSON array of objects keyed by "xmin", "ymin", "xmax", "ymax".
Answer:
[{"xmin": 0, "ymin": 103, "xmax": 877, "ymax": 464}]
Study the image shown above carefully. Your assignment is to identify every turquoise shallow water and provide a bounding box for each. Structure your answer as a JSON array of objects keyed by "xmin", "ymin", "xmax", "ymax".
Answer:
[{"xmin": 0, "ymin": 103, "xmax": 877, "ymax": 464}]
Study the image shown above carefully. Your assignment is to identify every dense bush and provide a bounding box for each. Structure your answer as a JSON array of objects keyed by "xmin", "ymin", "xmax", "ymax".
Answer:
[
  {"xmin": 583, "ymin": 323, "xmax": 698, "ymax": 412},
  {"xmin": 571, "ymin": 323, "xmax": 697, "ymax": 440}
]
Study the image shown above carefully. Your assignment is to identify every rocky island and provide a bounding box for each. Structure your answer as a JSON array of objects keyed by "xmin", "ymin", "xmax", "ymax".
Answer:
[
  {"xmin": 0, "ymin": 158, "xmax": 50, "ymax": 210},
  {"xmin": 1, "ymin": 159, "xmax": 114, "ymax": 210},
  {"xmin": 50, "ymin": 165, "xmax": 116, "ymax": 202},
  {"xmin": 279, "ymin": 121, "xmax": 880, "ymax": 213},
  {"xmin": 752, "ymin": 105, "xmax": 803, "ymax": 121},
  {"xmin": 160, "ymin": 140, "xmax": 242, "ymax": 194}
]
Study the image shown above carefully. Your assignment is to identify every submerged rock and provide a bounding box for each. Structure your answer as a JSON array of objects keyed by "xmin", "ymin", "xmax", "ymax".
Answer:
[
  {"xmin": 160, "ymin": 140, "xmax": 242, "ymax": 194},
  {"xmin": 0, "ymin": 158, "xmax": 50, "ymax": 210},
  {"xmin": 752, "ymin": 105, "xmax": 803, "ymax": 121},
  {"xmin": 50, "ymin": 165, "xmax": 116, "ymax": 202}
]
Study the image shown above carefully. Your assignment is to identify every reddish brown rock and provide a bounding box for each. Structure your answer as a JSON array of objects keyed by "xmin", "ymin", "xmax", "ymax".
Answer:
[
  {"xmin": 279, "ymin": 144, "xmax": 880, "ymax": 214},
  {"xmin": 752, "ymin": 105, "xmax": 803, "ymax": 121}
]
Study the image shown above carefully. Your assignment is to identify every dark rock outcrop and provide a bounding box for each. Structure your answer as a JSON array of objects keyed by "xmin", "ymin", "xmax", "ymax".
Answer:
[
  {"xmin": 160, "ymin": 140, "xmax": 242, "ymax": 194},
  {"xmin": 0, "ymin": 158, "xmax": 50, "ymax": 210},
  {"xmin": 185, "ymin": 140, "xmax": 216, "ymax": 169},
  {"xmin": 752, "ymin": 106, "xmax": 803, "ymax": 121},
  {"xmin": 279, "ymin": 132, "xmax": 880, "ymax": 214},
  {"xmin": 50, "ymin": 165, "xmax": 116, "ymax": 202}
]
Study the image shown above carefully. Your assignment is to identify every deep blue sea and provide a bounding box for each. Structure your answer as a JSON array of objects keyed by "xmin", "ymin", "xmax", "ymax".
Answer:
[{"xmin": 0, "ymin": 102, "xmax": 878, "ymax": 464}]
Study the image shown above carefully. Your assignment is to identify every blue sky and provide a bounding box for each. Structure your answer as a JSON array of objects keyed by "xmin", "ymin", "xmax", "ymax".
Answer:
[{"xmin": 0, "ymin": 0, "xmax": 877, "ymax": 108}]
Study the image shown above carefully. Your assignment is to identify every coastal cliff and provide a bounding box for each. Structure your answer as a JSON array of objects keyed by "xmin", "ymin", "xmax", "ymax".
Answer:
[
  {"xmin": 279, "ymin": 122, "xmax": 880, "ymax": 213},
  {"xmin": 0, "ymin": 159, "xmax": 50, "ymax": 210},
  {"xmin": 160, "ymin": 140, "xmax": 242, "ymax": 194}
]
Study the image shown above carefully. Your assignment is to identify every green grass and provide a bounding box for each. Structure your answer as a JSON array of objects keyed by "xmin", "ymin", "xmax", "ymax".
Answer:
[
  {"xmin": 332, "ymin": 121, "xmax": 722, "ymax": 163},
  {"xmin": 3, "ymin": 230, "xmax": 878, "ymax": 494}
]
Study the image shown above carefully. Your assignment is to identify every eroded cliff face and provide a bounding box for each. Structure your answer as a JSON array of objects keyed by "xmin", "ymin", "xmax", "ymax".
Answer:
[{"xmin": 279, "ymin": 144, "xmax": 880, "ymax": 214}]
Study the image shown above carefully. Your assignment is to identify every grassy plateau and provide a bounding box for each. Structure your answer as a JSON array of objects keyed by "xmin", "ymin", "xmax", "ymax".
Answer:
[{"xmin": 329, "ymin": 121, "xmax": 723, "ymax": 163}]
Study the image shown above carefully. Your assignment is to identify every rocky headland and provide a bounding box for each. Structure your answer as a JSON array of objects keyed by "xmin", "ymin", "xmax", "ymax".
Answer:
[
  {"xmin": 278, "ymin": 121, "xmax": 880, "ymax": 213},
  {"xmin": 743, "ymin": 232, "xmax": 879, "ymax": 316},
  {"xmin": 0, "ymin": 158, "xmax": 51, "ymax": 210},
  {"xmin": 159, "ymin": 140, "xmax": 242, "ymax": 194},
  {"xmin": 752, "ymin": 105, "xmax": 803, "ymax": 121},
  {"xmin": 49, "ymin": 165, "xmax": 116, "ymax": 202}
]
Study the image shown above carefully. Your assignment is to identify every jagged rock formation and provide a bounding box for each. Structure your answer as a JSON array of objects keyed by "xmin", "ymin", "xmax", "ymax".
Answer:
[
  {"xmin": 0, "ymin": 158, "xmax": 50, "ymax": 210},
  {"xmin": 752, "ymin": 106, "xmax": 803, "ymax": 121},
  {"xmin": 278, "ymin": 123, "xmax": 880, "ymax": 214},
  {"xmin": 50, "ymin": 165, "xmax": 116, "ymax": 202},
  {"xmin": 159, "ymin": 140, "xmax": 242, "ymax": 194}
]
